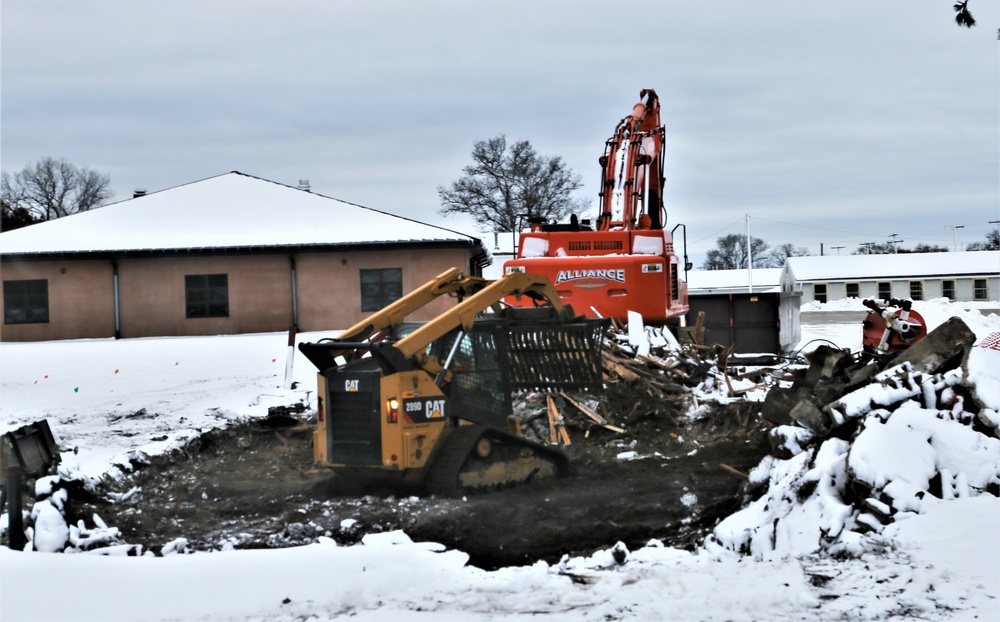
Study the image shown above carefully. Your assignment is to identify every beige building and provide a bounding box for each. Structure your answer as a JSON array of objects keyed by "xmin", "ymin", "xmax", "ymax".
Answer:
[{"xmin": 1, "ymin": 172, "xmax": 488, "ymax": 341}]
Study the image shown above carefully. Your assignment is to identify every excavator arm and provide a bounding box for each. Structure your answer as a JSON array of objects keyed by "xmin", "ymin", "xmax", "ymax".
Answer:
[{"xmin": 597, "ymin": 88, "xmax": 666, "ymax": 232}]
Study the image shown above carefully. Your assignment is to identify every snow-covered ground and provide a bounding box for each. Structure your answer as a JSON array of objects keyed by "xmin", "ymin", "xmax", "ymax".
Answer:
[{"xmin": 2, "ymin": 299, "xmax": 998, "ymax": 621}]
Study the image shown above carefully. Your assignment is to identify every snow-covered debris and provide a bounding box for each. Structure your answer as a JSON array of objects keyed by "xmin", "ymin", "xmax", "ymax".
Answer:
[
  {"xmin": 712, "ymin": 320, "xmax": 1000, "ymax": 572},
  {"xmin": 965, "ymin": 332, "xmax": 1000, "ymax": 418}
]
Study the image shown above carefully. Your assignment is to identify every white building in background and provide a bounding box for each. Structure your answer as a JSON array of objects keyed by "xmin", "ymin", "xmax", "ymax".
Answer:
[{"xmin": 782, "ymin": 251, "xmax": 999, "ymax": 304}]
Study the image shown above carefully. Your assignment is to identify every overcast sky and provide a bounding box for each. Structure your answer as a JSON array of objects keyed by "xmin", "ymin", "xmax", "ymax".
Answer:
[{"xmin": 2, "ymin": 1, "xmax": 998, "ymax": 264}]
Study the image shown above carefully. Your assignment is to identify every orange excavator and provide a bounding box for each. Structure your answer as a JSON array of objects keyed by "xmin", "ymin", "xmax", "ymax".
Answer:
[{"xmin": 503, "ymin": 89, "xmax": 690, "ymax": 324}]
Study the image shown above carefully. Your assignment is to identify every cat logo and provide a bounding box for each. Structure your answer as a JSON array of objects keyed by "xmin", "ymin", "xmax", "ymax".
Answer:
[
  {"xmin": 344, "ymin": 379, "xmax": 360, "ymax": 392},
  {"xmin": 425, "ymin": 399, "xmax": 446, "ymax": 419}
]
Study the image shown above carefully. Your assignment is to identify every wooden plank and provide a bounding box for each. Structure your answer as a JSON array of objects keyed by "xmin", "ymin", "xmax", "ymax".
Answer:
[
  {"xmin": 546, "ymin": 395, "xmax": 559, "ymax": 443},
  {"xmin": 558, "ymin": 391, "xmax": 606, "ymax": 424},
  {"xmin": 693, "ymin": 311, "xmax": 705, "ymax": 345},
  {"xmin": 557, "ymin": 391, "xmax": 626, "ymax": 434},
  {"xmin": 720, "ymin": 463, "xmax": 749, "ymax": 479},
  {"xmin": 636, "ymin": 354, "xmax": 691, "ymax": 380},
  {"xmin": 558, "ymin": 422, "xmax": 571, "ymax": 445}
]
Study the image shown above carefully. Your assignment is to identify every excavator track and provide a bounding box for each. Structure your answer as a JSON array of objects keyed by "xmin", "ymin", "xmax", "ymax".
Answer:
[{"xmin": 425, "ymin": 424, "xmax": 568, "ymax": 497}]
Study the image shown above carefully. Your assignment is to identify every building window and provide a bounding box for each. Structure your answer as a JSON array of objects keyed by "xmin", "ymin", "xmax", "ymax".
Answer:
[
  {"xmin": 185, "ymin": 274, "xmax": 229, "ymax": 318},
  {"xmin": 813, "ymin": 283, "xmax": 827, "ymax": 304},
  {"xmin": 974, "ymin": 279, "xmax": 988, "ymax": 301},
  {"xmin": 3, "ymin": 279, "xmax": 50, "ymax": 324},
  {"xmin": 361, "ymin": 268, "xmax": 402, "ymax": 312},
  {"xmin": 942, "ymin": 280, "xmax": 955, "ymax": 300},
  {"xmin": 877, "ymin": 282, "xmax": 892, "ymax": 300},
  {"xmin": 845, "ymin": 283, "xmax": 860, "ymax": 299},
  {"xmin": 909, "ymin": 281, "xmax": 923, "ymax": 301}
]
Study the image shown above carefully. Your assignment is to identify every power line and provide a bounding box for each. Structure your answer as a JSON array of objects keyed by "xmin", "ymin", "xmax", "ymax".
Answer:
[
  {"xmin": 752, "ymin": 216, "xmax": 885, "ymax": 239},
  {"xmin": 751, "ymin": 216, "xmax": 974, "ymax": 247},
  {"xmin": 690, "ymin": 216, "xmax": 746, "ymax": 245}
]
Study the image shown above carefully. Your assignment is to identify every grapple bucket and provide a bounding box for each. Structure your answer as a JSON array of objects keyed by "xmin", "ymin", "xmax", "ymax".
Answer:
[{"xmin": 505, "ymin": 317, "xmax": 610, "ymax": 392}]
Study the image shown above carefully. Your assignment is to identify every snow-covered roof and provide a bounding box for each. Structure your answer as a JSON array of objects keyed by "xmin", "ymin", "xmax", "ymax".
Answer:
[
  {"xmin": 0, "ymin": 171, "xmax": 482, "ymax": 256},
  {"xmin": 687, "ymin": 268, "xmax": 782, "ymax": 294},
  {"xmin": 785, "ymin": 251, "xmax": 999, "ymax": 282}
]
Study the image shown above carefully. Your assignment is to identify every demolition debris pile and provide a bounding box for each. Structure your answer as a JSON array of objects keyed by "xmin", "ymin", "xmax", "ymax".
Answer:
[
  {"xmin": 513, "ymin": 318, "xmax": 776, "ymax": 451},
  {"xmin": 714, "ymin": 316, "xmax": 1000, "ymax": 561},
  {"xmin": 510, "ymin": 311, "xmax": 1000, "ymax": 571}
]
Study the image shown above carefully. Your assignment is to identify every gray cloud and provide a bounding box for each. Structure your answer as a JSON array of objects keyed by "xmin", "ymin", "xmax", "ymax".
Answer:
[{"xmin": 2, "ymin": 0, "xmax": 997, "ymax": 262}]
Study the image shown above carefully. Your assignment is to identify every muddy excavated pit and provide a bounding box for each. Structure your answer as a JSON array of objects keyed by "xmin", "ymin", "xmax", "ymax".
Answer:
[{"xmin": 60, "ymin": 388, "xmax": 769, "ymax": 569}]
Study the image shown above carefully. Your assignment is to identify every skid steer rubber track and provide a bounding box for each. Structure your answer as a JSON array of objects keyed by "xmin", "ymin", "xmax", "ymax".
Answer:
[{"xmin": 425, "ymin": 425, "xmax": 568, "ymax": 497}]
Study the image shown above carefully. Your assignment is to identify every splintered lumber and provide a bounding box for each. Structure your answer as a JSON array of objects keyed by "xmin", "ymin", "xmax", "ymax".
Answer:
[
  {"xmin": 558, "ymin": 422, "xmax": 571, "ymax": 445},
  {"xmin": 558, "ymin": 391, "xmax": 605, "ymax": 424},
  {"xmin": 602, "ymin": 351, "xmax": 640, "ymax": 383},
  {"xmin": 693, "ymin": 311, "xmax": 705, "ymax": 346},
  {"xmin": 720, "ymin": 463, "xmax": 749, "ymax": 479},
  {"xmin": 637, "ymin": 354, "xmax": 691, "ymax": 380},
  {"xmin": 718, "ymin": 346, "xmax": 737, "ymax": 397},
  {"xmin": 546, "ymin": 395, "xmax": 559, "ymax": 443},
  {"xmin": 558, "ymin": 391, "xmax": 626, "ymax": 434},
  {"xmin": 545, "ymin": 395, "xmax": 572, "ymax": 446}
]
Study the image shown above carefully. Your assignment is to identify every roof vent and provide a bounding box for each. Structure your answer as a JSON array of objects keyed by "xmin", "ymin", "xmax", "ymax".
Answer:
[
  {"xmin": 133, "ymin": 188, "xmax": 147, "ymax": 198},
  {"xmin": 298, "ymin": 179, "xmax": 311, "ymax": 192}
]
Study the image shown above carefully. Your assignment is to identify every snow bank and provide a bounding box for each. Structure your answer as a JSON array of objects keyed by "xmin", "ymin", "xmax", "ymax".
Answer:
[
  {"xmin": 3, "ymin": 522, "xmax": 996, "ymax": 621},
  {"xmin": 0, "ymin": 332, "xmax": 314, "ymax": 483}
]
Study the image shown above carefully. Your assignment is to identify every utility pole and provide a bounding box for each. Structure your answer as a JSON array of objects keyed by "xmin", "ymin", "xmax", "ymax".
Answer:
[
  {"xmin": 831, "ymin": 246, "xmax": 844, "ymax": 255},
  {"xmin": 745, "ymin": 213, "xmax": 753, "ymax": 294},
  {"xmin": 888, "ymin": 233, "xmax": 902, "ymax": 254},
  {"xmin": 946, "ymin": 225, "xmax": 965, "ymax": 252}
]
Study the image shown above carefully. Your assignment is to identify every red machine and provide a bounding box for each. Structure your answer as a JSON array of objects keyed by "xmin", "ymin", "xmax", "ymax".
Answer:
[
  {"xmin": 861, "ymin": 298, "xmax": 928, "ymax": 361},
  {"xmin": 503, "ymin": 89, "xmax": 690, "ymax": 324}
]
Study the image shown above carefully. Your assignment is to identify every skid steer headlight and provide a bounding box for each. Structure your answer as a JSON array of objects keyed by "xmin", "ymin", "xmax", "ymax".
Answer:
[{"xmin": 387, "ymin": 398, "xmax": 399, "ymax": 424}]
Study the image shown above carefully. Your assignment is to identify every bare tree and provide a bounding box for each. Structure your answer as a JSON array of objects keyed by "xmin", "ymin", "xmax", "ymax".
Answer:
[
  {"xmin": 900, "ymin": 243, "xmax": 949, "ymax": 253},
  {"xmin": 953, "ymin": 1, "xmax": 976, "ymax": 28},
  {"xmin": 767, "ymin": 243, "xmax": 810, "ymax": 266},
  {"xmin": 853, "ymin": 242, "xmax": 895, "ymax": 255},
  {"xmin": 967, "ymin": 228, "xmax": 1000, "ymax": 251},
  {"xmin": 1, "ymin": 199, "xmax": 40, "ymax": 231},
  {"xmin": 702, "ymin": 234, "xmax": 773, "ymax": 270},
  {"xmin": 1, "ymin": 157, "xmax": 112, "ymax": 223},
  {"xmin": 438, "ymin": 135, "xmax": 589, "ymax": 233}
]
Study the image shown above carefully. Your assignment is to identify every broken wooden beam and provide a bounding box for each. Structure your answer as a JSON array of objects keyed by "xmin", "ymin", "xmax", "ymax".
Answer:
[
  {"xmin": 546, "ymin": 395, "xmax": 559, "ymax": 444},
  {"xmin": 558, "ymin": 391, "xmax": 626, "ymax": 434}
]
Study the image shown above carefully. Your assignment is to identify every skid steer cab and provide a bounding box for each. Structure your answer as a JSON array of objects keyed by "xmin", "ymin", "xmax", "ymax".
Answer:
[{"xmin": 298, "ymin": 268, "xmax": 609, "ymax": 496}]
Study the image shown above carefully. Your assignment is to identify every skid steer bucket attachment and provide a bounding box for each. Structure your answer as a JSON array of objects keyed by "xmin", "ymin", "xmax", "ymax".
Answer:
[{"xmin": 505, "ymin": 315, "xmax": 610, "ymax": 393}]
